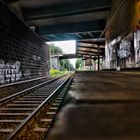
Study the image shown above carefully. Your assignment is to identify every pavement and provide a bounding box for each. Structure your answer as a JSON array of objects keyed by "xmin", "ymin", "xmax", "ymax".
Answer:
[{"xmin": 47, "ymin": 71, "xmax": 140, "ymax": 140}]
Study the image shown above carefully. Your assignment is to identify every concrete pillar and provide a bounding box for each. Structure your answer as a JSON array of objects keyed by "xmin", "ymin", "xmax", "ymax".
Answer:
[{"xmin": 97, "ymin": 45, "xmax": 100, "ymax": 71}]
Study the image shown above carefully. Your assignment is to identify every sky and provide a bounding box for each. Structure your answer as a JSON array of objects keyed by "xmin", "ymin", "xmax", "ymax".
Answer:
[
  {"xmin": 46, "ymin": 40, "xmax": 77, "ymax": 68},
  {"xmin": 47, "ymin": 40, "xmax": 76, "ymax": 54}
]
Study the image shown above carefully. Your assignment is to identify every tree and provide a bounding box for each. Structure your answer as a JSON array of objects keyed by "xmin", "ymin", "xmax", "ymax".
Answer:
[
  {"xmin": 48, "ymin": 43, "xmax": 63, "ymax": 55},
  {"xmin": 76, "ymin": 58, "xmax": 83, "ymax": 69},
  {"xmin": 60, "ymin": 59, "xmax": 74, "ymax": 71}
]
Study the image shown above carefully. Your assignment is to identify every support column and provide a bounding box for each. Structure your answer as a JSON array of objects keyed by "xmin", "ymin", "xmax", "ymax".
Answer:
[
  {"xmin": 90, "ymin": 55, "xmax": 92, "ymax": 71},
  {"xmin": 97, "ymin": 44, "xmax": 100, "ymax": 71}
]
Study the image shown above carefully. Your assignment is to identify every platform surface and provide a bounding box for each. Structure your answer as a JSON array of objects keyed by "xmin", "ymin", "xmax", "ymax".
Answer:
[{"xmin": 47, "ymin": 71, "xmax": 140, "ymax": 140}]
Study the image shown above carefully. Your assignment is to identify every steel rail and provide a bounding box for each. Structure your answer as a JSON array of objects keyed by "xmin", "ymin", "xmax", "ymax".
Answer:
[
  {"xmin": 0, "ymin": 75, "xmax": 49, "ymax": 88},
  {"xmin": 45, "ymin": 75, "xmax": 74, "ymax": 137},
  {"xmin": 0, "ymin": 74, "xmax": 68, "ymax": 104},
  {"xmin": 7, "ymin": 75, "xmax": 72, "ymax": 140}
]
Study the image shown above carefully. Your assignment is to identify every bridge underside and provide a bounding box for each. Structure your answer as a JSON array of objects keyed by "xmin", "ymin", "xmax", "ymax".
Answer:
[
  {"xmin": 4, "ymin": 0, "xmax": 110, "ymax": 41},
  {"xmin": 2, "ymin": 0, "xmax": 140, "ymax": 69},
  {"xmin": 59, "ymin": 54, "xmax": 81, "ymax": 60},
  {"xmin": 3, "ymin": 0, "xmax": 110, "ymax": 59}
]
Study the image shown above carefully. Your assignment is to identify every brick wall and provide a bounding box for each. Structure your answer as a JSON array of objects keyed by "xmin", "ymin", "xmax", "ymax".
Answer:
[{"xmin": 0, "ymin": 2, "xmax": 50, "ymax": 84}]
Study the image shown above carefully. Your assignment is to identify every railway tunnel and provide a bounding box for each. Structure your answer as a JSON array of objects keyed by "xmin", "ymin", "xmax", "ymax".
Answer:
[{"xmin": 0, "ymin": 0, "xmax": 140, "ymax": 140}]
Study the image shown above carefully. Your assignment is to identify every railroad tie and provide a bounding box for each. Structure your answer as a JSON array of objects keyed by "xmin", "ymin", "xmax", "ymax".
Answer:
[
  {"xmin": 47, "ymin": 112, "xmax": 56, "ymax": 115},
  {"xmin": 52, "ymin": 103, "xmax": 60, "ymax": 106},
  {"xmin": 49, "ymin": 107, "xmax": 58, "ymax": 110},
  {"xmin": 0, "ymin": 113, "xmax": 30, "ymax": 116},
  {"xmin": 34, "ymin": 127, "xmax": 49, "ymax": 132},
  {"xmin": 0, "ymin": 120, "xmax": 23, "ymax": 123},
  {"xmin": 6, "ymin": 104, "xmax": 39, "ymax": 107},
  {"xmin": 0, "ymin": 108, "xmax": 35, "ymax": 111},
  {"xmin": 0, "ymin": 129, "xmax": 14, "ymax": 133},
  {"xmin": 13, "ymin": 101, "xmax": 42, "ymax": 103},
  {"xmin": 41, "ymin": 119, "xmax": 53, "ymax": 122}
]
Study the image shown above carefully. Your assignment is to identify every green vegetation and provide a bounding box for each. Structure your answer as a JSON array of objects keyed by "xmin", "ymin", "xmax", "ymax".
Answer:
[
  {"xmin": 50, "ymin": 59, "xmax": 74, "ymax": 77},
  {"xmin": 60, "ymin": 59, "xmax": 74, "ymax": 71},
  {"xmin": 48, "ymin": 43, "xmax": 63, "ymax": 55},
  {"xmin": 48, "ymin": 43, "xmax": 74, "ymax": 77},
  {"xmin": 76, "ymin": 58, "xmax": 83, "ymax": 70},
  {"xmin": 50, "ymin": 68, "xmax": 68, "ymax": 77}
]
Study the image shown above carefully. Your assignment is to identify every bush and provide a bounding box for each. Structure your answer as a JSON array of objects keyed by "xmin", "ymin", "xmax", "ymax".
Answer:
[
  {"xmin": 50, "ymin": 68, "xmax": 60, "ymax": 77},
  {"xmin": 50, "ymin": 68, "xmax": 67, "ymax": 77}
]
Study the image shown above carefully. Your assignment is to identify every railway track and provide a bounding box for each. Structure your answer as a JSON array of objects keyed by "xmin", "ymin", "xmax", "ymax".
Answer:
[
  {"xmin": 0, "ymin": 76, "xmax": 51, "ymax": 100},
  {"xmin": 0, "ymin": 74, "xmax": 73, "ymax": 140}
]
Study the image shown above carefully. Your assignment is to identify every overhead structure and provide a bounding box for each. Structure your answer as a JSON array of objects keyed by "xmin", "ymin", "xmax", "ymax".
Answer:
[
  {"xmin": 76, "ymin": 40, "xmax": 105, "ymax": 59},
  {"xmin": 3, "ymin": 0, "xmax": 112, "ymax": 59},
  {"xmin": 4, "ymin": 0, "xmax": 111, "ymax": 41}
]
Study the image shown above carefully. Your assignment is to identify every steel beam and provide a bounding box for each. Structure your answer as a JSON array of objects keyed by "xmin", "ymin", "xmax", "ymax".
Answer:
[{"xmin": 36, "ymin": 19, "xmax": 105, "ymax": 35}]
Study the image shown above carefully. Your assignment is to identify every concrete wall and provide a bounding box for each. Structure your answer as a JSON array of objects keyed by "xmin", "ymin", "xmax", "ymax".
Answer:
[
  {"xmin": 50, "ymin": 56, "xmax": 60, "ymax": 69},
  {"xmin": 105, "ymin": 0, "xmax": 140, "ymax": 69},
  {"xmin": 0, "ymin": 2, "xmax": 50, "ymax": 84}
]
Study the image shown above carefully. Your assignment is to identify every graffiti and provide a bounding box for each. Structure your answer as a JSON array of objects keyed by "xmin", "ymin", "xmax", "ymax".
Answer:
[
  {"xmin": 32, "ymin": 55, "xmax": 41, "ymax": 61},
  {"xmin": 0, "ymin": 60, "xmax": 22, "ymax": 84},
  {"xmin": 105, "ymin": 34, "xmax": 135, "ymax": 69},
  {"xmin": 117, "ymin": 40, "xmax": 131, "ymax": 59}
]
